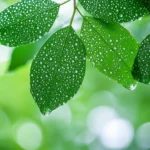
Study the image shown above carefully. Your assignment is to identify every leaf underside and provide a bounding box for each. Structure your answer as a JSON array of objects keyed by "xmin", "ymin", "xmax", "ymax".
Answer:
[
  {"xmin": 132, "ymin": 35, "xmax": 150, "ymax": 84},
  {"xmin": 81, "ymin": 17, "xmax": 138, "ymax": 89},
  {"xmin": 0, "ymin": 0, "xmax": 59, "ymax": 47},
  {"xmin": 79, "ymin": 0, "xmax": 148, "ymax": 23},
  {"xmin": 30, "ymin": 26, "xmax": 86, "ymax": 115}
]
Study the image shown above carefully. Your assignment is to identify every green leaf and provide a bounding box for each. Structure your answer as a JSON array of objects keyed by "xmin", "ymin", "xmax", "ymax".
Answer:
[
  {"xmin": 132, "ymin": 35, "xmax": 150, "ymax": 84},
  {"xmin": 0, "ymin": 0, "xmax": 59, "ymax": 47},
  {"xmin": 79, "ymin": 0, "xmax": 148, "ymax": 23},
  {"xmin": 30, "ymin": 26, "xmax": 86, "ymax": 115},
  {"xmin": 8, "ymin": 34, "xmax": 49, "ymax": 71},
  {"xmin": 81, "ymin": 17, "xmax": 138, "ymax": 89},
  {"xmin": 140, "ymin": 0, "xmax": 150, "ymax": 12}
]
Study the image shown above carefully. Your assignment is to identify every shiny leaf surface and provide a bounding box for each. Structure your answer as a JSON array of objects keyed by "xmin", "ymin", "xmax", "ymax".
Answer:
[
  {"xmin": 132, "ymin": 35, "xmax": 150, "ymax": 84},
  {"xmin": 81, "ymin": 17, "xmax": 138, "ymax": 89},
  {"xmin": 79, "ymin": 0, "xmax": 148, "ymax": 23},
  {"xmin": 0, "ymin": 0, "xmax": 59, "ymax": 47},
  {"xmin": 30, "ymin": 26, "xmax": 86, "ymax": 114}
]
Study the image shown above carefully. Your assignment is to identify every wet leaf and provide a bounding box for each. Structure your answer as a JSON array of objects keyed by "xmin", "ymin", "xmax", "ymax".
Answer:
[
  {"xmin": 30, "ymin": 26, "xmax": 86, "ymax": 115},
  {"xmin": 79, "ymin": 0, "xmax": 148, "ymax": 23},
  {"xmin": 81, "ymin": 17, "xmax": 138, "ymax": 89},
  {"xmin": 0, "ymin": 0, "xmax": 59, "ymax": 47},
  {"xmin": 141, "ymin": 0, "xmax": 150, "ymax": 12},
  {"xmin": 132, "ymin": 35, "xmax": 150, "ymax": 84}
]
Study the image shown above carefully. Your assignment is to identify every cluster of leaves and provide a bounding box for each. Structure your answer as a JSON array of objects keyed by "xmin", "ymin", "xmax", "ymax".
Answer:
[{"xmin": 0, "ymin": 0, "xmax": 150, "ymax": 115}]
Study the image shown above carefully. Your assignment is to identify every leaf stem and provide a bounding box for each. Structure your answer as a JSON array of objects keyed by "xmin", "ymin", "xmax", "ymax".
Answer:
[
  {"xmin": 70, "ymin": 0, "xmax": 77, "ymax": 25},
  {"xmin": 70, "ymin": 9, "xmax": 76, "ymax": 25},
  {"xmin": 74, "ymin": 0, "xmax": 76, "ymax": 6},
  {"xmin": 76, "ymin": 6, "xmax": 84, "ymax": 18},
  {"xmin": 60, "ymin": 0, "xmax": 71, "ymax": 6}
]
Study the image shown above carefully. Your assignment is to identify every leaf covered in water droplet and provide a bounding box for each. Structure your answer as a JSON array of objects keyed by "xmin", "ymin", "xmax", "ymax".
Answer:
[
  {"xmin": 132, "ymin": 35, "xmax": 150, "ymax": 84},
  {"xmin": 79, "ymin": 0, "xmax": 148, "ymax": 23},
  {"xmin": 30, "ymin": 26, "xmax": 86, "ymax": 115},
  {"xmin": 81, "ymin": 17, "xmax": 138, "ymax": 89},
  {"xmin": 140, "ymin": 0, "xmax": 150, "ymax": 12},
  {"xmin": 0, "ymin": 0, "xmax": 59, "ymax": 47}
]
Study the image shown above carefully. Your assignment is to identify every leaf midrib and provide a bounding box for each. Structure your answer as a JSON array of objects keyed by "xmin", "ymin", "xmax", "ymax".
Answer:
[
  {"xmin": 84, "ymin": 17, "xmax": 136, "ymax": 73},
  {"xmin": 0, "ymin": 2, "xmax": 59, "ymax": 30},
  {"xmin": 46, "ymin": 26, "xmax": 72, "ymax": 100}
]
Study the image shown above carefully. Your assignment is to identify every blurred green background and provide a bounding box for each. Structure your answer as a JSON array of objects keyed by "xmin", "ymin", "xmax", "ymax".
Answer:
[{"xmin": 0, "ymin": 0, "xmax": 150, "ymax": 150}]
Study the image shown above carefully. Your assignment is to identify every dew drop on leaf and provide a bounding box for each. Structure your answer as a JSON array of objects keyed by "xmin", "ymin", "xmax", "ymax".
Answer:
[
  {"xmin": 132, "ymin": 34, "xmax": 150, "ymax": 84},
  {"xmin": 0, "ymin": 0, "xmax": 59, "ymax": 46},
  {"xmin": 30, "ymin": 26, "xmax": 86, "ymax": 115},
  {"xmin": 81, "ymin": 17, "xmax": 138, "ymax": 89},
  {"xmin": 79, "ymin": 0, "xmax": 148, "ymax": 23}
]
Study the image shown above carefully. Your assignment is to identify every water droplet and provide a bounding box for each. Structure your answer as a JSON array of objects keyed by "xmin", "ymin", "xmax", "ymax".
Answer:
[{"xmin": 129, "ymin": 84, "xmax": 137, "ymax": 90}]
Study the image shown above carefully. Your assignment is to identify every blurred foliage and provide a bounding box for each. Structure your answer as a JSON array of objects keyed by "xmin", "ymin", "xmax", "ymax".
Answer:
[
  {"xmin": 0, "ymin": 0, "xmax": 150, "ymax": 150},
  {"xmin": 8, "ymin": 34, "xmax": 49, "ymax": 72}
]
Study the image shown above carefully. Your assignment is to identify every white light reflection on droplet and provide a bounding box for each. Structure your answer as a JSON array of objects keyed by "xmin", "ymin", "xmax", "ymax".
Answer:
[{"xmin": 129, "ymin": 84, "xmax": 137, "ymax": 91}]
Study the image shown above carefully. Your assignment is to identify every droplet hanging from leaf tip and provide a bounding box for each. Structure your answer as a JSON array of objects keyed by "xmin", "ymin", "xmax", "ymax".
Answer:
[
  {"xmin": 45, "ymin": 109, "xmax": 52, "ymax": 116},
  {"xmin": 129, "ymin": 84, "xmax": 137, "ymax": 91}
]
